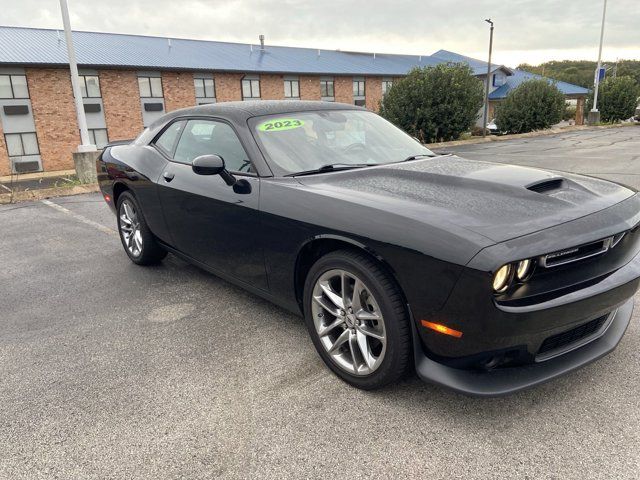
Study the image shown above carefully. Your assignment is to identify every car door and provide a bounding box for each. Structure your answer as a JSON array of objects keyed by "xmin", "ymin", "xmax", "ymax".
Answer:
[{"xmin": 156, "ymin": 118, "xmax": 267, "ymax": 291}]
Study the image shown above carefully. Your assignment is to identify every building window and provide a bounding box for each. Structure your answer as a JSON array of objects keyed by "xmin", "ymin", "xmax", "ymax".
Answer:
[
  {"xmin": 320, "ymin": 78, "xmax": 335, "ymax": 101},
  {"xmin": 242, "ymin": 77, "xmax": 260, "ymax": 99},
  {"xmin": 5, "ymin": 132, "xmax": 39, "ymax": 157},
  {"xmin": 353, "ymin": 77, "xmax": 365, "ymax": 106},
  {"xmin": 0, "ymin": 74, "xmax": 29, "ymax": 99},
  {"xmin": 382, "ymin": 78, "xmax": 393, "ymax": 96},
  {"xmin": 194, "ymin": 77, "xmax": 215, "ymax": 100},
  {"xmin": 80, "ymin": 75, "xmax": 101, "ymax": 98},
  {"xmin": 492, "ymin": 72, "xmax": 506, "ymax": 87},
  {"xmin": 88, "ymin": 128, "xmax": 109, "ymax": 149},
  {"xmin": 138, "ymin": 76, "xmax": 163, "ymax": 98},
  {"xmin": 353, "ymin": 78, "xmax": 365, "ymax": 98},
  {"xmin": 284, "ymin": 78, "xmax": 300, "ymax": 99}
]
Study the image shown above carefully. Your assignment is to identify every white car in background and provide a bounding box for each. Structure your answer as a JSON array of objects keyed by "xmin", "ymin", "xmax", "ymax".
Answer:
[{"xmin": 486, "ymin": 119, "xmax": 500, "ymax": 134}]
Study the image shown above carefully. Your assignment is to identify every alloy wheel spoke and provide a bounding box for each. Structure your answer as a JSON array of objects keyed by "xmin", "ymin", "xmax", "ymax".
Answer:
[
  {"xmin": 355, "ymin": 309, "xmax": 380, "ymax": 322},
  {"xmin": 348, "ymin": 331, "xmax": 362, "ymax": 372},
  {"xmin": 320, "ymin": 281, "xmax": 344, "ymax": 310},
  {"xmin": 341, "ymin": 271, "xmax": 350, "ymax": 309},
  {"xmin": 356, "ymin": 324, "xmax": 385, "ymax": 341},
  {"xmin": 123, "ymin": 202, "xmax": 134, "ymax": 222},
  {"xmin": 351, "ymin": 279, "xmax": 365, "ymax": 311},
  {"xmin": 328, "ymin": 329, "xmax": 350, "ymax": 354},
  {"xmin": 356, "ymin": 330, "xmax": 376, "ymax": 369},
  {"xmin": 313, "ymin": 294, "xmax": 340, "ymax": 317},
  {"xmin": 134, "ymin": 231, "xmax": 143, "ymax": 252},
  {"xmin": 318, "ymin": 317, "xmax": 345, "ymax": 337},
  {"xmin": 120, "ymin": 214, "xmax": 132, "ymax": 226}
]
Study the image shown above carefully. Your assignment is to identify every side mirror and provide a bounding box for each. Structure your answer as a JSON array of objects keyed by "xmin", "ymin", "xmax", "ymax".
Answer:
[
  {"xmin": 192, "ymin": 154, "xmax": 225, "ymax": 176},
  {"xmin": 192, "ymin": 154, "xmax": 242, "ymax": 189}
]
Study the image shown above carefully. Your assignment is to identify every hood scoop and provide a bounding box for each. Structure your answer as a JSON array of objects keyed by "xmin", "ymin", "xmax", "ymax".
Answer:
[{"xmin": 526, "ymin": 178, "xmax": 566, "ymax": 194}]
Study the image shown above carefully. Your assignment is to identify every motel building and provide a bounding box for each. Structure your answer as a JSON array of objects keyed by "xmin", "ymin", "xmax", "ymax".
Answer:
[{"xmin": 0, "ymin": 26, "xmax": 589, "ymax": 176}]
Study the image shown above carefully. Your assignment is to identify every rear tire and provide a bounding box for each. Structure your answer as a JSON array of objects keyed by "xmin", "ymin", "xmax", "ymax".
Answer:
[
  {"xmin": 303, "ymin": 249, "xmax": 411, "ymax": 390},
  {"xmin": 116, "ymin": 191, "xmax": 167, "ymax": 265}
]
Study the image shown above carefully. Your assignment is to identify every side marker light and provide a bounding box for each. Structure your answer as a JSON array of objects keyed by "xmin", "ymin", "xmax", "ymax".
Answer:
[{"xmin": 421, "ymin": 320, "xmax": 463, "ymax": 338}]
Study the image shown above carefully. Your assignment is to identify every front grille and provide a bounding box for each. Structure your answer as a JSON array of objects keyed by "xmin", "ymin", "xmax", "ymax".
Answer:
[
  {"xmin": 541, "ymin": 238, "xmax": 610, "ymax": 267},
  {"xmin": 538, "ymin": 314, "xmax": 609, "ymax": 356}
]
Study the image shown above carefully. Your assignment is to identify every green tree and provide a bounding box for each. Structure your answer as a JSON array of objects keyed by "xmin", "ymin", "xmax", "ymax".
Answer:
[
  {"xmin": 587, "ymin": 76, "xmax": 639, "ymax": 122},
  {"xmin": 379, "ymin": 64, "xmax": 484, "ymax": 142},
  {"xmin": 517, "ymin": 60, "xmax": 640, "ymax": 89},
  {"xmin": 495, "ymin": 79, "xmax": 565, "ymax": 133}
]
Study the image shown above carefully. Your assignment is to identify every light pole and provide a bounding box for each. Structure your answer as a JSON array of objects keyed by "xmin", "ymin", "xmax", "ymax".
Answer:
[
  {"xmin": 59, "ymin": 0, "xmax": 95, "ymax": 152},
  {"xmin": 482, "ymin": 19, "xmax": 494, "ymax": 138},
  {"xmin": 589, "ymin": 0, "xmax": 608, "ymax": 125}
]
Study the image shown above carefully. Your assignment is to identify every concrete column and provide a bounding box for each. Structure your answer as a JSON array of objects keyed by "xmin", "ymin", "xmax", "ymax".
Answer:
[{"xmin": 73, "ymin": 151, "xmax": 101, "ymax": 183}]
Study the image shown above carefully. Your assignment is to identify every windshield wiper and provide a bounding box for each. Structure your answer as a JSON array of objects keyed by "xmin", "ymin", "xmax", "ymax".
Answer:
[
  {"xmin": 285, "ymin": 163, "xmax": 372, "ymax": 177},
  {"xmin": 395, "ymin": 153, "xmax": 436, "ymax": 163}
]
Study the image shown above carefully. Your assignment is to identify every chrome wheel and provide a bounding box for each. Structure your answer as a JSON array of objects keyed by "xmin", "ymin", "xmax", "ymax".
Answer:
[
  {"xmin": 311, "ymin": 269, "xmax": 387, "ymax": 376},
  {"xmin": 119, "ymin": 200, "xmax": 142, "ymax": 257}
]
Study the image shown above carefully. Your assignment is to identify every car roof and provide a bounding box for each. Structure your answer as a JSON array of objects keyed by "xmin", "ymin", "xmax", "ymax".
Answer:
[{"xmin": 164, "ymin": 100, "xmax": 364, "ymax": 123}]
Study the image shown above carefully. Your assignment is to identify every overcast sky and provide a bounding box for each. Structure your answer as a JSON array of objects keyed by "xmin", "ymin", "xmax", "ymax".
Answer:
[{"xmin": 3, "ymin": 0, "xmax": 639, "ymax": 66}]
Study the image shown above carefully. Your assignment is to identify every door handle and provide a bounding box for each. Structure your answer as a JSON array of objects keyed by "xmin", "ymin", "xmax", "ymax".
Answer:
[{"xmin": 162, "ymin": 172, "xmax": 175, "ymax": 182}]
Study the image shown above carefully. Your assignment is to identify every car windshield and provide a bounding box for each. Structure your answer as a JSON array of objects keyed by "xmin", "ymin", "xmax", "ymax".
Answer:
[{"xmin": 250, "ymin": 110, "xmax": 435, "ymax": 175}]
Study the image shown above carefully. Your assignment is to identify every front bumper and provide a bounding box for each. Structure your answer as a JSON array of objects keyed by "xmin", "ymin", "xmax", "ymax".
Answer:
[
  {"xmin": 414, "ymin": 297, "xmax": 633, "ymax": 396},
  {"xmin": 412, "ymin": 195, "xmax": 640, "ymax": 367}
]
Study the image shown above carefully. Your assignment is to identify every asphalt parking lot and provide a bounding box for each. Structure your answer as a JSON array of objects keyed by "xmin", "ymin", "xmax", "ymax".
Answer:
[
  {"xmin": 433, "ymin": 126, "xmax": 640, "ymax": 189},
  {"xmin": 1, "ymin": 127, "xmax": 639, "ymax": 479}
]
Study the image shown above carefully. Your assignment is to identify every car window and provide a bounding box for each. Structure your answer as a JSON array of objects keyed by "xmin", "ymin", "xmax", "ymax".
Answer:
[
  {"xmin": 250, "ymin": 110, "xmax": 434, "ymax": 175},
  {"xmin": 154, "ymin": 120, "xmax": 185, "ymax": 155},
  {"xmin": 173, "ymin": 119, "xmax": 253, "ymax": 173}
]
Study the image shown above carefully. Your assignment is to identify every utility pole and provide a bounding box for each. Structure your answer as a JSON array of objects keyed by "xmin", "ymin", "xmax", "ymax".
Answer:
[
  {"xmin": 482, "ymin": 19, "xmax": 494, "ymax": 138},
  {"xmin": 59, "ymin": 0, "xmax": 95, "ymax": 152},
  {"xmin": 589, "ymin": 0, "xmax": 608, "ymax": 125}
]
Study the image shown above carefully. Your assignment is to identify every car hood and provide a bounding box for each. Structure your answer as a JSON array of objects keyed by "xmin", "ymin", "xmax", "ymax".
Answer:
[{"xmin": 296, "ymin": 155, "xmax": 635, "ymax": 243}]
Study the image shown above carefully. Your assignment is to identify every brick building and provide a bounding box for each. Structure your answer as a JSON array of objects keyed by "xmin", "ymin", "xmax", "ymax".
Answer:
[{"xmin": 0, "ymin": 26, "xmax": 588, "ymax": 176}]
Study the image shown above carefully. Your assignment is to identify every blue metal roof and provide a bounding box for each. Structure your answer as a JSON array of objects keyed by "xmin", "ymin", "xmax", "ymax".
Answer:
[
  {"xmin": 489, "ymin": 69, "xmax": 590, "ymax": 99},
  {"xmin": 0, "ymin": 26, "xmax": 589, "ymax": 99},
  {"xmin": 431, "ymin": 49, "xmax": 513, "ymax": 76},
  {"xmin": 0, "ymin": 26, "xmax": 444, "ymax": 75}
]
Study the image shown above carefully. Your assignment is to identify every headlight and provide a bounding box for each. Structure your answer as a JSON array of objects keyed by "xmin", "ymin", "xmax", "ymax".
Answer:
[
  {"xmin": 516, "ymin": 259, "xmax": 533, "ymax": 280},
  {"xmin": 492, "ymin": 265, "xmax": 511, "ymax": 293}
]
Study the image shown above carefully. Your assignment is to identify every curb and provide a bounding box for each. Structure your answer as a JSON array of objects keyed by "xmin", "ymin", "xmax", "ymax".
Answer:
[
  {"xmin": 0, "ymin": 169, "xmax": 76, "ymax": 183},
  {"xmin": 426, "ymin": 122, "xmax": 637, "ymax": 149},
  {"xmin": 0, "ymin": 183, "xmax": 99, "ymax": 205}
]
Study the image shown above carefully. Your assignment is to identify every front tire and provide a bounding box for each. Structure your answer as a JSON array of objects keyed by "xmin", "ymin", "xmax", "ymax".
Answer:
[
  {"xmin": 303, "ymin": 250, "xmax": 411, "ymax": 390},
  {"xmin": 117, "ymin": 191, "xmax": 167, "ymax": 265}
]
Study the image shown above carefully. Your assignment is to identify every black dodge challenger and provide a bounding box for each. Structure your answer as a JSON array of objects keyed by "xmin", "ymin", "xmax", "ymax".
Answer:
[{"xmin": 97, "ymin": 101, "xmax": 640, "ymax": 395}]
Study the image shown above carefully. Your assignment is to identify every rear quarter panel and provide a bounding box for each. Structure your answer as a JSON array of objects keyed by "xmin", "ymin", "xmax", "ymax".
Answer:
[{"xmin": 98, "ymin": 144, "xmax": 172, "ymax": 243}]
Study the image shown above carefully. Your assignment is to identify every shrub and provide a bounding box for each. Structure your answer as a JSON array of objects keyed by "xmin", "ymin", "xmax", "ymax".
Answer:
[
  {"xmin": 587, "ymin": 76, "xmax": 639, "ymax": 122},
  {"xmin": 379, "ymin": 64, "xmax": 484, "ymax": 143},
  {"xmin": 495, "ymin": 79, "xmax": 565, "ymax": 133},
  {"xmin": 471, "ymin": 126, "xmax": 488, "ymax": 136},
  {"xmin": 563, "ymin": 104, "xmax": 577, "ymax": 121}
]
